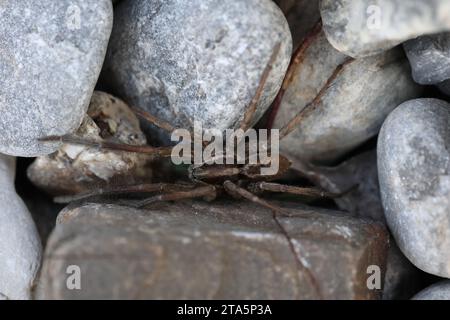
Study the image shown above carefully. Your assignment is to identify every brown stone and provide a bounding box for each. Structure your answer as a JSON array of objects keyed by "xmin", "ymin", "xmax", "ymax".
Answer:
[{"xmin": 37, "ymin": 200, "xmax": 388, "ymax": 300}]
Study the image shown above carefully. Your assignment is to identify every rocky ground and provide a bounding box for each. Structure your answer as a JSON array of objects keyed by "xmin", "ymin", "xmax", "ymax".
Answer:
[{"xmin": 1, "ymin": 0, "xmax": 450, "ymax": 300}]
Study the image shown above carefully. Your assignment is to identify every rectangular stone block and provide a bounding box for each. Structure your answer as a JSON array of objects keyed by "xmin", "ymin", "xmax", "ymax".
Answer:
[{"xmin": 37, "ymin": 200, "xmax": 388, "ymax": 299}]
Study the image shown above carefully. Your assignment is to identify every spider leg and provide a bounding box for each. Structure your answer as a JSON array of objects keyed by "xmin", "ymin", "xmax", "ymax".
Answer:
[
  {"xmin": 279, "ymin": 57, "xmax": 355, "ymax": 140},
  {"xmin": 238, "ymin": 42, "xmax": 282, "ymax": 132},
  {"xmin": 223, "ymin": 180, "xmax": 285, "ymax": 213},
  {"xmin": 130, "ymin": 103, "xmax": 208, "ymax": 148},
  {"xmin": 130, "ymin": 106, "xmax": 177, "ymax": 134},
  {"xmin": 266, "ymin": 21, "xmax": 323, "ymax": 130},
  {"xmin": 54, "ymin": 183, "xmax": 197, "ymax": 204},
  {"xmin": 135, "ymin": 185, "xmax": 217, "ymax": 208},
  {"xmin": 223, "ymin": 180, "xmax": 324, "ymax": 299},
  {"xmin": 249, "ymin": 182, "xmax": 344, "ymax": 199},
  {"xmin": 39, "ymin": 135, "xmax": 173, "ymax": 157}
]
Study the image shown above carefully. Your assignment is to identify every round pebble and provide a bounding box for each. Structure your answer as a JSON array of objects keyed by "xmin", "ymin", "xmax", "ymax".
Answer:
[
  {"xmin": 102, "ymin": 0, "xmax": 292, "ymax": 142},
  {"xmin": 378, "ymin": 98, "xmax": 450, "ymax": 277},
  {"xmin": 0, "ymin": 0, "xmax": 113, "ymax": 156}
]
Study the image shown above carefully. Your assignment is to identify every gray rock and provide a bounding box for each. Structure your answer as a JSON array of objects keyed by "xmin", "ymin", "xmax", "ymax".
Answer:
[
  {"xmin": 378, "ymin": 98, "xmax": 450, "ymax": 278},
  {"xmin": 27, "ymin": 92, "xmax": 152, "ymax": 196},
  {"xmin": 274, "ymin": 0, "xmax": 320, "ymax": 50},
  {"xmin": 272, "ymin": 29, "xmax": 421, "ymax": 165},
  {"xmin": 37, "ymin": 201, "xmax": 388, "ymax": 300},
  {"xmin": 0, "ymin": 154, "xmax": 42, "ymax": 299},
  {"xmin": 413, "ymin": 280, "xmax": 450, "ymax": 300},
  {"xmin": 0, "ymin": 0, "xmax": 113, "ymax": 157},
  {"xmin": 103, "ymin": 0, "xmax": 292, "ymax": 142},
  {"xmin": 404, "ymin": 33, "xmax": 450, "ymax": 85},
  {"xmin": 320, "ymin": 0, "xmax": 450, "ymax": 58}
]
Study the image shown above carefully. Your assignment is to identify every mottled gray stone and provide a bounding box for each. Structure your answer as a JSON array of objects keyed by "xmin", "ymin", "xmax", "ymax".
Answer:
[
  {"xmin": 320, "ymin": 0, "xmax": 450, "ymax": 58},
  {"xmin": 0, "ymin": 0, "xmax": 113, "ymax": 156},
  {"xmin": 413, "ymin": 280, "xmax": 450, "ymax": 300},
  {"xmin": 0, "ymin": 154, "xmax": 42, "ymax": 300},
  {"xmin": 37, "ymin": 201, "xmax": 388, "ymax": 300},
  {"xmin": 27, "ymin": 92, "xmax": 152, "ymax": 196},
  {"xmin": 274, "ymin": 0, "xmax": 320, "ymax": 50},
  {"xmin": 378, "ymin": 98, "xmax": 450, "ymax": 278},
  {"xmin": 404, "ymin": 33, "xmax": 450, "ymax": 85},
  {"xmin": 103, "ymin": 0, "xmax": 292, "ymax": 142},
  {"xmin": 272, "ymin": 30, "xmax": 421, "ymax": 165}
]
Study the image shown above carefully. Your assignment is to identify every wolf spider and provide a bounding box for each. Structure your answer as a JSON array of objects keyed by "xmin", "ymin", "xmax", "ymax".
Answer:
[{"xmin": 40, "ymin": 39, "xmax": 353, "ymax": 299}]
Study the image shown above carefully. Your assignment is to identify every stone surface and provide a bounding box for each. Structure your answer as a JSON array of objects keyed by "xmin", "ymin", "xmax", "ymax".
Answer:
[
  {"xmin": 27, "ymin": 92, "xmax": 152, "ymax": 196},
  {"xmin": 413, "ymin": 280, "xmax": 450, "ymax": 300},
  {"xmin": 320, "ymin": 0, "xmax": 450, "ymax": 58},
  {"xmin": 102, "ymin": 0, "xmax": 292, "ymax": 142},
  {"xmin": 37, "ymin": 201, "xmax": 388, "ymax": 300},
  {"xmin": 0, "ymin": 0, "xmax": 113, "ymax": 156},
  {"xmin": 274, "ymin": 0, "xmax": 320, "ymax": 50},
  {"xmin": 404, "ymin": 33, "xmax": 450, "ymax": 85},
  {"xmin": 378, "ymin": 98, "xmax": 450, "ymax": 278},
  {"xmin": 0, "ymin": 154, "xmax": 42, "ymax": 299},
  {"xmin": 272, "ymin": 29, "xmax": 421, "ymax": 165}
]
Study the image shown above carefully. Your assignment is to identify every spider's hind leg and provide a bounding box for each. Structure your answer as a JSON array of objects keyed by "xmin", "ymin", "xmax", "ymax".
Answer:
[
  {"xmin": 54, "ymin": 182, "xmax": 198, "ymax": 204},
  {"xmin": 135, "ymin": 185, "xmax": 217, "ymax": 208},
  {"xmin": 223, "ymin": 180, "xmax": 324, "ymax": 299}
]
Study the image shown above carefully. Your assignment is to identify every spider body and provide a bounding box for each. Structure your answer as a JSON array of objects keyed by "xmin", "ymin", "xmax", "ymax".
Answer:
[{"xmin": 40, "ymin": 39, "xmax": 353, "ymax": 300}]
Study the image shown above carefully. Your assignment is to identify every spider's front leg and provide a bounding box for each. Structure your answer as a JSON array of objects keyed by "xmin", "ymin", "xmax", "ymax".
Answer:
[
  {"xmin": 237, "ymin": 42, "xmax": 282, "ymax": 132},
  {"xmin": 266, "ymin": 21, "xmax": 323, "ymax": 130},
  {"xmin": 39, "ymin": 135, "xmax": 174, "ymax": 158},
  {"xmin": 278, "ymin": 57, "xmax": 354, "ymax": 140}
]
